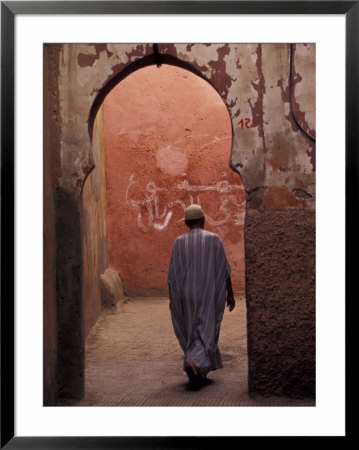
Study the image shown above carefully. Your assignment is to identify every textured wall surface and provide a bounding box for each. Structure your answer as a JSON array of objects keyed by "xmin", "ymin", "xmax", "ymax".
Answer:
[
  {"xmin": 54, "ymin": 187, "xmax": 84, "ymax": 400},
  {"xmin": 57, "ymin": 44, "xmax": 315, "ymax": 201},
  {"xmin": 44, "ymin": 43, "xmax": 316, "ymax": 402},
  {"xmin": 82, "ymin": 106, "xmax": 109, "ymax": 338},
  {"xmin": 245, "ymin": 209, "xmax": 316, "ymax": 398},
  {"xmin": 43, "ymin": 44, "xmax": 61, "ymax": 405},
  {"xmin": 103, "ymin": 65, "xmax": 245, "ymax": 296}
]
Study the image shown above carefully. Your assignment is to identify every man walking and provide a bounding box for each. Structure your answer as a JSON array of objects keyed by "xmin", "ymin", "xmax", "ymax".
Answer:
[{"xmin": 168, "ymin": 204, "xmax": 235, "ymax": 390}]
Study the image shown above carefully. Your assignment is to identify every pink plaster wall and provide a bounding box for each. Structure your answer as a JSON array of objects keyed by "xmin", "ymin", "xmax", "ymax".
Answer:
[{"xmin": 103, "ymin": 64, "xmax": 245, "ymax": 296}]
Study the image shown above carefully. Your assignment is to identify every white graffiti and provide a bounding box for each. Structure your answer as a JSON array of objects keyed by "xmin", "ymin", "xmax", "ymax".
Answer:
[
  {"xmin": 126, "ymin": 174, "xmax": 245, "ymax": 232},
  {"xmin": 175, "ymin": 178, "xmax": 243, "ymax": 194}
]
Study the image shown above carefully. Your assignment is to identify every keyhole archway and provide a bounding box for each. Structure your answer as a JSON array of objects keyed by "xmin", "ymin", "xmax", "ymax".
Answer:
[
  {"xmin": 96, "ymin": 63, "xmax": 246, "ymax": 298},
  {"xmin": 44, "ymin": 44, "xmax": 316, "ymax": 405},
  {"xmin": 79, "ymin": 60, "xmax": 248, "ymax": 405}
]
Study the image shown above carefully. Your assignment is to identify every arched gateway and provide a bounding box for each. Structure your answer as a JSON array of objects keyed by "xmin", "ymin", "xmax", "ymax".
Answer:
[{"xmin": 44, "ymin": 43, "xmax": 315, "ymax": 405}]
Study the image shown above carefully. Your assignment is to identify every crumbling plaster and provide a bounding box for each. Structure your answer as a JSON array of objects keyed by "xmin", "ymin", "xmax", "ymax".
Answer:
[{"xmin": 58, "ymin": 43, "xmax": 315, "ymax": 206}]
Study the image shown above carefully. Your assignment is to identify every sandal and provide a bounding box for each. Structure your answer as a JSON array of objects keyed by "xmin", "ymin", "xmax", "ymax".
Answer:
[{"xmin": 185, "ymin": 364, "xmax": 201, "ymax": 391}]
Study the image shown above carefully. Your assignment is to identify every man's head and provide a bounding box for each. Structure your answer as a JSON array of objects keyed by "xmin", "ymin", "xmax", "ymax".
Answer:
[{"xmin": 184, "ymin": 204, "xmax": 205, "ymax": 229}]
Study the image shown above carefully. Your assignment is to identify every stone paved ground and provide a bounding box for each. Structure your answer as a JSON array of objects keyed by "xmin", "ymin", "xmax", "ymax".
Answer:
[{"xmin": 74, "ymin": 295, "xmax": 315, "ymax": 407}]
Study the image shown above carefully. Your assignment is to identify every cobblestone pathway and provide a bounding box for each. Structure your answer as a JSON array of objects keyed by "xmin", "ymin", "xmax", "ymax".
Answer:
[{"xmin": 75, "ymin": 295, "xmax": 315, "ymax": 407}]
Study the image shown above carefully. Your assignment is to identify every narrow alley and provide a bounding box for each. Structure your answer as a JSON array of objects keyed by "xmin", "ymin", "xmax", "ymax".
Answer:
[
  {"xmin": 44, "ymin": 44, "xmax": 316, "ymax": 406},
  {"xmin": 73, "ymin": 295, "xmax": 314, "ymax": 407}
]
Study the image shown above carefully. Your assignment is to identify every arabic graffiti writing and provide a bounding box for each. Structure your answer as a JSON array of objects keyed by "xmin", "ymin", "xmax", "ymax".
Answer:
[{"xmin": 126, "ymin": 174, "xmax": 245, "ymax": 232}]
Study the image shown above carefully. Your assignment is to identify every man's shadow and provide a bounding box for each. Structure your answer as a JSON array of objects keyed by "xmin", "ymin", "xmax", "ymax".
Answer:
[{"xmin": 184, "ymin": 377, "xmax": 215, "ymax": 391}]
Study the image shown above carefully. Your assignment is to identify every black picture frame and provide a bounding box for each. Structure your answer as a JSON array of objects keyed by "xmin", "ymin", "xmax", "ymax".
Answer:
[{"xmin": 1, "ymin": 1, "xmax": 353, "ymax": 447}]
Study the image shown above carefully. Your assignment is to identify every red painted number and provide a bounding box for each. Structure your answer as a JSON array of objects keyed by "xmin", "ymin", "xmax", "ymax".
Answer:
[{"xmin": 238, "ymin": 118, "xmax": 252, "ymax": 129}]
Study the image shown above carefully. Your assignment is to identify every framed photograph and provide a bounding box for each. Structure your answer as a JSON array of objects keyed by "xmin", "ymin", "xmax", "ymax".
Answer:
[{"xmin": 1, "ymin": 1, "xmax": 352, "ymax": 447}]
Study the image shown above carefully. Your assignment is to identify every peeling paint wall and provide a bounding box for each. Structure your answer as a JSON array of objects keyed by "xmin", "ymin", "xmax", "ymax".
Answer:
[
  {"xmin": 57, "ymin": 44, "xmax": 155, "ymax": 193},
  {"xmin": 57, "ymin": 43, "xmax": 315, "ymax": 202},
  {"xmin": 45, "ymin": 42, "xmax": 316, "ymax": 403},
  {"xmin": 103, "ymin": 65, "xmax": 245, "ymax": 296}
]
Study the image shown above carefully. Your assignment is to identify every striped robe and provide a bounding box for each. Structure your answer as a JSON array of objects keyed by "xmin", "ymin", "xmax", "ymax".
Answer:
[{"xmin": 168, "ymin": 228, "xmax": 231, "ymax": 378}]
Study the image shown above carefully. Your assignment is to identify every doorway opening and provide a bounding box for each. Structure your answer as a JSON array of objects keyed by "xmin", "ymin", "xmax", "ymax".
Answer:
[{"xmin": 80, "ymin": 61, "xmax": 247, "ymax": 405}]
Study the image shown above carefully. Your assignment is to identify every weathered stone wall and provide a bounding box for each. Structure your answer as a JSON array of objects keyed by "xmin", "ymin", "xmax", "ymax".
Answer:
[
  {"xmin": 56, "ymin": 43, "xmax": 315, "ymax": 199},
  {"xmin": 54, "ymin": 186, "xmax": 84, "ymax": 400},
  {"xmin": 103, "ymin": 64, "xmax": 245, "ymax": 296},
  {"xmin": 44, "ymin": 43, "xmax": 316, "ymax": 403},
  {"xmin": 242, "ymin": 44, "xmax": 315, "ymax": 398},
  {"xmin": 81, "ymin": 105, "xmax": 109, "ymax": 338},
  {"xmin": 245, "ymin": 209, "xmax": 315, "ymax": 398}
]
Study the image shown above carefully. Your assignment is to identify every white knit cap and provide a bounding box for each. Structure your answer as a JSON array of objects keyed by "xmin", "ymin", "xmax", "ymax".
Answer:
[{"xmin": 185, "ymin": 204, "xmax": 204, "ymax": 220}]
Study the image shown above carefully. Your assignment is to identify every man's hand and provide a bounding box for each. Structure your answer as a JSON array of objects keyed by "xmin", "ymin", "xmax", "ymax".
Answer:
[{"xmin": 226, "ymin": 293, "xmax": 235, "ymax": 312}]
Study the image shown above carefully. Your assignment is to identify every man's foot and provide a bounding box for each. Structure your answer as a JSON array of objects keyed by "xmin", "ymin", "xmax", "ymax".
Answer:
[
  {"xmin": 185, "ymin": 363, "xmax": 201, "ymax": 391},
  {"xmin": 200, "ymin": 375, "xmax": 211, "ymax": 386}
]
